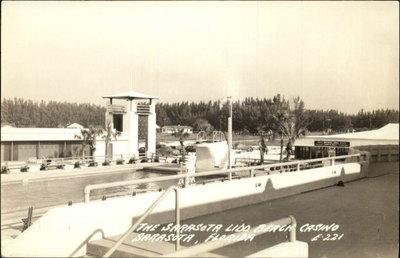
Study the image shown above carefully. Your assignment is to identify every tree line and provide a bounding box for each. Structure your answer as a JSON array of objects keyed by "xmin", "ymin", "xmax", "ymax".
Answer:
[
  {"xmin": 1, "ymin": 97, "xmax": 398, "ymax": 133},
  {"xmin": 1, "ymin": 98, "xmax": 105, "ymax": 128}
]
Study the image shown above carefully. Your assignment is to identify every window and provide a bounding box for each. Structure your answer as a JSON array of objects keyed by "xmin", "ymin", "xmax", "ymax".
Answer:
[{"xmin": 113, "ymin": 114, "xmax": 123, "ymax": 132}]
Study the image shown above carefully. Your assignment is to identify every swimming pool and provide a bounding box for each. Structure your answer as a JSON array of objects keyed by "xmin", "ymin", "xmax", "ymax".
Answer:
[{"xmin": 1, "ymin": 169, "xmax": 178, "ymax": 215}]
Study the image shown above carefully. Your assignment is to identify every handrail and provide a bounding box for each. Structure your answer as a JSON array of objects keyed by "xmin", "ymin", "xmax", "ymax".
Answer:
[
  {"xmin": 84, "ymin": 153, "xmax": 365, "ymax": 202},
  {"xmin": 69, "ymin": 229, "xmax": 105, "ymax": 257},
  {"xmin": 162, "ymin": 215, "xmax": 297, "ymax": 257},
  {"xmin": 103, "ymin": 185, "xmax": 181, "ymax": 257}
]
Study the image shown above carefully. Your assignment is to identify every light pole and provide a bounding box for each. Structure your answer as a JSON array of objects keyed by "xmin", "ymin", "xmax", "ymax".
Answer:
[
  {"xmin": 227, "ymin": 97, "xmax": 233, "ymax": 169},
  {"xmin": 219, "ymin": 96, "xmax": 233, "ymax": 169}
]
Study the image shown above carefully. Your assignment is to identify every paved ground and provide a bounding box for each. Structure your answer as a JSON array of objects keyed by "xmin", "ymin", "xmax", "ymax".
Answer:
[{"xmin": 174, "ymin": 171, "xmax": 399, "ymax": 257}]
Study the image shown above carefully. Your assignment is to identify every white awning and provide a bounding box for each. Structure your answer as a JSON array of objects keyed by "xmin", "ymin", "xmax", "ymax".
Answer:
[{"xmin": 102, "ymin": 91, "xmax": 159, "ymax": 100}]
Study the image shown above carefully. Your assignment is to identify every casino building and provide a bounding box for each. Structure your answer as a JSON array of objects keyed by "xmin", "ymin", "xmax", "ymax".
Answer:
[{"xmin": 294, "ymin": 123, "xmax": 399, "ymax": 159}]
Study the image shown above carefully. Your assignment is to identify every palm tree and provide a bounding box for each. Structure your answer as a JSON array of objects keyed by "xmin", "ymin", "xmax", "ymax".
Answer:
[
  {"xmin": 75, "ymin": 127, "xmax": 103, "ymax": 158},
  {"xmin": 102, "ymin": 121, "xmax": 120, "ymax": 162},
  {"xmin": 259, "ymin": 133, "xmax": 267, "ymax": 164},
  {"xmin": 256, "ymin": 125, "xmax": 268, "ymax": 165},
  {"xmin": 172, "ymin": 128, "xmax": 190, "ymax": 163},
  {"xmin": 272, "ymin": 97, "xmax": 309, "ymax": 161}
]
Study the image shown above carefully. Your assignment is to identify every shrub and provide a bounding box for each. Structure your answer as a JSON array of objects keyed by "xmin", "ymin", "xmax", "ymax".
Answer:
[
  {"xmin": 88, "ymin": 161, "xmax": 98, "ymax": 167},
  {"xmin": 40, "ymin": 164, "xmax": 47, "ymax": 171},
  {"xmin": 20, "ymin": 166, "xmax": 29, "ymax": 172},
  {"xmin": 74, "ymin": 161, "xmax": 81, "ymax": 168},
  {"xmin": 140, "ymin": 157, "xmax": 148, "ymax": 163},
  {"xmin": 1, "ymin": 166, "xmax": 10, "ymax": 174},
  {"xmin": 57, "ymin": 164, "xmax": 65, "ymax": 169},
  {"xmin": 116, "ymin": 159, "xmax": 124, "ymax": 165},
  {"xmin": 102, "ymin": 160, "xmax": 111, "ymax": 166},
  {"xmin": 185, "ymin": 145, "xmax": 196, "ymax": 153},
  {"xmin": 128, "ymin": 157, "xmax": 137, "ymax": 164}
]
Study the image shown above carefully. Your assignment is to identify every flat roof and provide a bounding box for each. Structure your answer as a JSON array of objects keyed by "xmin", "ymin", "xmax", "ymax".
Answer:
[
  {"xmin": 312, "ymin": 123, "xmax": 398, "ymax": 141},
  {"xmin": 295, "ymin": 123, "xmax": 399, "ymax": 147},
  {"xmin": 102, "ymin": 91, "xmax": 159, "ymax": 100},
  {"xmin": 1, "ymin": 127, "xmax": 84, "ymax": 142}
]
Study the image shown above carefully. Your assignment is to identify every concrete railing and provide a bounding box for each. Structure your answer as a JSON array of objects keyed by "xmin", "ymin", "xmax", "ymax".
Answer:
[
  {"xmin": 355, "ymin": 145, "xmax": 399, "ymax": 163},
  {"xmin": 162, "ymin": 215, "xmax": 298, "ymax": 257},
  {"xmin": 84, "ymin": 153, "xmax": 366, "ymax": 202}
]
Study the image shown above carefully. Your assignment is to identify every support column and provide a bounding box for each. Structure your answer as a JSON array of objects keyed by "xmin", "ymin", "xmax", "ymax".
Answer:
[
  {"xmin": 147, "ymin": 100, "xmax": 157, "ymax": 156},
  {"xmin": 11, "ymin": 142, "xmax": 14, "ymax": 161},
  {"xmin": 128, "ymin": 101, "xmax": 139, "ymax": 156},
  {"xmin": 36, "ymin": 141, "xmax": 40, "ymax": 159},
  {"xmin": 227, "ymin": 97, "xmax": 233, "ymax": 169}
]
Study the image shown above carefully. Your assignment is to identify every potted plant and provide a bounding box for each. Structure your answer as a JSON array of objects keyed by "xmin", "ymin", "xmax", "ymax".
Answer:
[
  {"xmin": 74, "ymin": 161, "xmax": 81, "ymax": 168},
  {"xmin": 20, "ymin": 165, "xmax": 30, "ymax": 172},
  {"xmin": 88, "ymin": 161, "xmax": 98, "ymax": 167},
  {"xmin": 128, "ymin": 157, "xmax": 137, "ymax": 164},
  {"xmin": 1, "ymin": 166, "xmax": 10, "ymax": 174}
]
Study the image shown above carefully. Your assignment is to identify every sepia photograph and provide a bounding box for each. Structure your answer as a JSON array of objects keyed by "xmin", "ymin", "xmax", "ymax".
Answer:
[{"xmin": 1, "ymin": 1, "xmax": 399, "ymax": 257}]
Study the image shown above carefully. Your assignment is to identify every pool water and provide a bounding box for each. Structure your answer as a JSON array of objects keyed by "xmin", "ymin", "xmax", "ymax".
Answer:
[{"xmin": 1, "ymin": 170, "xmax": 178, "ymax": 215}]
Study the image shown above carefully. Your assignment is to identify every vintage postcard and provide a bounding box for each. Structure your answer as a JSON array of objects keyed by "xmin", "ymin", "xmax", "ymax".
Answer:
[{"xmin": 1, "ymin": 1, "xmax": 398, "ymax": 257}]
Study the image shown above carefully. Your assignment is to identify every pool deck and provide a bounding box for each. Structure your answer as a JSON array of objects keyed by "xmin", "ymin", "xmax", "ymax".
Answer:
[
  {"xmin": 1, "ymin": 162, "xmax": 161, "ymax": 184},
  {"xmin": 164, "ymin": 171, "xmax": 399, "ymax": 257}
]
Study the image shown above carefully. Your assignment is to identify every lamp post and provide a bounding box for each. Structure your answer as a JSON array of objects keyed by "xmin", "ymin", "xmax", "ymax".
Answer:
[
  {"xmin": 227, "ymin": 97, "xmax": 233, "ymax": 169},
  {"xmin": 220, "ymin": 96, "xmax": 233, "ymax": 169}
]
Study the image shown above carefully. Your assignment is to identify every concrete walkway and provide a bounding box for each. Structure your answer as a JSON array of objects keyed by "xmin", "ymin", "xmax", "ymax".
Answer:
[{"xmin": 178, "ymin": 172, "xmax": 398, "ymax": 257}]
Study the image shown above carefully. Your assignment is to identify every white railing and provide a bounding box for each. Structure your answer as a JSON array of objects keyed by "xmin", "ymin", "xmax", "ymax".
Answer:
[
  {"xmin": 84, "ymin": 153, "xmax": 367, "ymax": 202},
  {"xmin": 103, "ymin": 186, "xmax": 181, "ymax": 257}
]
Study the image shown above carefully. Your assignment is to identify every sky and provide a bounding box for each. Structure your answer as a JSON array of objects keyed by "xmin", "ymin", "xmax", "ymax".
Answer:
[{"xmin": 1, "ymin": 1, "xmax": 399, "ymax": 114}]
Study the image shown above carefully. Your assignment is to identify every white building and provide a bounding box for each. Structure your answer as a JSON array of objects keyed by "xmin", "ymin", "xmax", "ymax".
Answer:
[
  {"xmin": 66, "ymin": 123, "xmax": 84, "ymax": 129},
  {"xmin": 294, "ymin": 123, "xmax": 399, "ymax": 159},
  {"xmin": 1, "ymin": 91, "xmax": 159, "ymax": 162},
  {"xmin": 161, "ymin": 125, "xmax": 193, "ymax": 134},
  {"xmin": 1, "ymin": 127, "xmax": 85, "ymax": 161}
]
